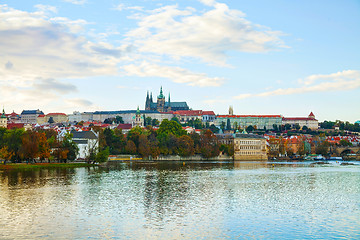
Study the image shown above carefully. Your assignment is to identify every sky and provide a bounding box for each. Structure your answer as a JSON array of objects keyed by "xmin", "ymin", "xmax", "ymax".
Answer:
[{"xmin": 0, "ymin": 0, "xmax": 359, "ymax": 122}]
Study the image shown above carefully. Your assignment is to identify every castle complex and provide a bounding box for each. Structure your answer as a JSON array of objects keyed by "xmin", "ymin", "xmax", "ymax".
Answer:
[{"xmin": 145, "ymin": 87, "xmax": 189, "ymax": 112}]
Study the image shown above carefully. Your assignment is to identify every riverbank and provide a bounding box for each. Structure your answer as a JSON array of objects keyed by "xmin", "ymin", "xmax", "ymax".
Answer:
[{"xmin": 0, "ymin": 163, "xmax": 95, "ymax": 170}]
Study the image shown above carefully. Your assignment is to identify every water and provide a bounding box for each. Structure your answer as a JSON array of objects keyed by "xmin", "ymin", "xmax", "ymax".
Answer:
[{"xmin": 0, "ymin": 161, "xmax": 359, "ymax": 239}]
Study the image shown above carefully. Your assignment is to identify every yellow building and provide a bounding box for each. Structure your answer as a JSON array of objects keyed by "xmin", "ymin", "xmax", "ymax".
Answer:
[
  {"xmin": 233, "ymin": 133, "xmax": 267, "ymax": 160},
  {"xmin": 46, "ymin": 113, "xmax": 68, "ymax": 123}
]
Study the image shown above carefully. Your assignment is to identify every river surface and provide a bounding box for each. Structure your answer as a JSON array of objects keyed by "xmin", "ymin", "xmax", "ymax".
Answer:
[{"xmin": 0, "ymin": 161, "xmax": 359, "ymax": 239}]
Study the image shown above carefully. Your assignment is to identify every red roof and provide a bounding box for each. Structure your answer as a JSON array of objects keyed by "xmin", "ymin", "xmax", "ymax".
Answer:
[
  {"xmin": 47, "ymin": 113, "xmax": 67, "ymax": 116},
  {"xmin": 117, "ymin": 124, "xmax": 132, "ymax": 130},
  {"xmin": 217, "ymin": 115, "xmax": 282, "ymax": 118},
  {"xmin": 7, "ymin": 123, "xmax": 24, "ymax": 129},
  {"xmin": 283, "ymin": 117, "xmax": 317, "ymax": 121},
  {"xmin": 202, "ymin": 111, "xmax": 215, "ymax": 115},
  {"xmin": 38, "ymin": 114, "xmax": 46, "ymax": 117},
  {"xmin": 173, "ymin": 110, "xmax": 203, "ymax": 116},
  {"xmin": 309, "ymin": 112, "xmax": 315, "ymax": 117}
]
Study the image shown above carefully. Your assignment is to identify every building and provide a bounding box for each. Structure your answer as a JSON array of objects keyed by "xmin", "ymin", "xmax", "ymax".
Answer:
[
  {"xmin": 132, "ymin": 107, "xmax": 144, "ymax": 128},
  {"xmin": 92, "ymin": 110, "xmax": 173, "ymax": 124},
  {"xmin": 0, "ymin": 109, "xmax": 7, "ymax": 128},
  {"xmin": 71, "ymin": 130, "xmax": 99, "ymax": 159},
  {"xmin": 6, "ymin": 111, "xmax": 21, "ymax": 123},
  {"xmin": 36, "ymin": 114, "xmax": 47, "ymax": 125},
  {"xmin": 282, "ymin": 112, "xmax": 318, "ymax": 130},
  {"xmin": 233, "ymin": 133, "xmax": 267, "ymax": 160},
  {"xmin": 68, "ymin": 111, "xmax": 94, "ymax": 123},
  {"xmin": 145, "ymin": 87, "xmax": 189, "ymax": 112},
  {"xmin": 216, "ymin": 115, "xmax": 283, "ymax": 130},
  {"xmin": 46, "ymin": 113, "xmax": 68, "ymax": 123},
  {"xmin": 21, "ymin": 109, "xmax": 44, "ymax": 124}
]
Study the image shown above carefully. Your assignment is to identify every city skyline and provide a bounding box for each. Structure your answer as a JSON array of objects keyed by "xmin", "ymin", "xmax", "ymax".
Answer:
[{"xmin": 0, "ymin": 0, "xmax": 359, "ymax": 122}]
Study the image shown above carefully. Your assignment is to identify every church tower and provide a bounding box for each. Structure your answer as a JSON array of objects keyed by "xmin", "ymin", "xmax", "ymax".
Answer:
[
  {"xmin": 157, "ymin": 87, "xmax": 166, "ymax": 112},
  {"xmin": 132, "ymin": 106, "xmax": 144, "ymax": 128},
  {"xmin": 167, "ymin": 93, "xmax": 171, "ymax": 112},
  {"xmin": 0, "ymin": 108, "xmax": 7, "ymax": 128}
]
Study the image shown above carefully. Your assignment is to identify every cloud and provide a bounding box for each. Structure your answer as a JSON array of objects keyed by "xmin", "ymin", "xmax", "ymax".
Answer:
[
  {"xmin": 114, "ymin": 4, "xmax": 143, "ymax": 12},
  {"xmin": 66, "ymin": 98, "xmax": 93, "ymax": 107},
  {"xmin": 234, "ymin": 70, "xmax": 360, "ymax": 99},
  {"xmin": 33, "ymin": 78, "xmax": 77, "ymax": 94},
  {"xmin": 62, "ymin": 0, "xmax": 86, "ymax": 5},
  {"xmin": 0, "ymin": 4, "xmax": 126, "ymax": 84},
  {"xmin": 122, "ymin": 61, "xmax": 224, "ymax": 87},
  {"xmin": 34, "ymin": 4, "xmax": 57, "ymax": 14},
  {"xmin": 5, "ymin": 61, "xmax": 13, "ymax": 69},
  {"xmin": 126, "ymin": 3, "xmax": 287, "ymax": 65}
]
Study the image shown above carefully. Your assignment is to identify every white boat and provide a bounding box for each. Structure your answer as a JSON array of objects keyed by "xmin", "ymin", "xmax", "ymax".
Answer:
[
  {"xmin": 314, "ymin": 155, "xmax": 326, "ymax": 161},
  {"xmin": 326, "ymin": 157, "xmax": 343, "ymax": 161}
]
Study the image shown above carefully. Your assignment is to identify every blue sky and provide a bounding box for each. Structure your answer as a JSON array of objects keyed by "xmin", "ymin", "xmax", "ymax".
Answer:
[{"xmin": 0, "ymin": 0, "xmax": 359, "ymax": 122}]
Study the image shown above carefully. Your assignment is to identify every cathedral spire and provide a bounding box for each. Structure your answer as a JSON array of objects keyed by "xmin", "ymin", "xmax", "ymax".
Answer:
[
  {"xmin": 168, "ymin": 92, "xmax": 171, "ymax": 103},
  {"xmin": 158, "ymin": 86, "xmax": 165, "ymax": 99}
]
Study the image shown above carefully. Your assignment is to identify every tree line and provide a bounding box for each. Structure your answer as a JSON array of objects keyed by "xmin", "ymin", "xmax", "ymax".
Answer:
[
  {"xmin": 0, "ymin": 128, "xmax": 78, "ymax": 164},
  {"xmin": 99, "ymin": 119, "xmax": 232, "ymax": 159}
]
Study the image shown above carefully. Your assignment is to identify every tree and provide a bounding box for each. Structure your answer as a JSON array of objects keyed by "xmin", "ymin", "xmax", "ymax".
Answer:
[
  {"xmin": 4, "ymin": 128, "xmax": 25, "ymax": 162},
  {"xmin": 220, "ymin": 121, "xmax": 226, "ymax": 131},
  {"xmin": 178, "ymin": 135, "xmax": 194, "ymax": 157},
  {"xmin": 315, "ymin": 141, "xmax": 330, "ymax": 155},
  {"xmin": 138, "ymin": 134, "xmax": 151, "ymax": 158},
  {"xmin": 200, "ymin": 130, "xmax": 220, "ymax": 158},
  {"xmin": 0, "ymin": 146, "xmax": 14, "ymax": 165},
  {"xmin": 48, "ymin": 117, "xmax": 54, "ymax": 124},
  {"xmin": 19, "ymin": 130, "xmax": 40, "ymax": 163},
  {"xmin": 246, "ymin": 125, "xmax": 254, "ymax": 132},
  {"xmin": 151, "ymin": 118, "xmax": 159, "ymax": 126},
  {"xmin": 302, "ymin": 126, "xmax": 308, "ymax": 131},
  {"xmin": 171, "ymin": 117, "xmax": 180, "ymax": 124},
  {"xmin": 294, "ymin": 124, "xmax": 301, "ymax": 130},
  {"xmin": 339, "ymin": 139, "xmax": 352, "ymax": 147},
  {"xmin": 95, "ymin": 147, "xmax": 109, "ymax": 163},
  {"xmin": 125, "ymin": 140, "xmax": 137, "ymax": 154},
  {"xmin": 38, "ymin": 132, "xmax": 51, "ymax": 161},
  {"xmin": 226, "ymin": 119, "xmax": 231, "ymax": 130},
  {"xmin": 127, "ymin": 127, "xmax": 145, "ymax": 148},
  {"xmin": 209, "ymin": 124, "xmax": 219, "ymax": 134},
  {"xmin": 157, "ymin": 119, "xmax": 186, "ymax": 137},
  {"xmin": 272, "ymin": 124, "xmax": 278, "ymax": 131},
  {"xmin": 62, "ymin": 132, "xmax": 79, "ymax": 161},
  {"xmin": 115, "ymin": 116, "xmax": 124, "ymax": 124}
]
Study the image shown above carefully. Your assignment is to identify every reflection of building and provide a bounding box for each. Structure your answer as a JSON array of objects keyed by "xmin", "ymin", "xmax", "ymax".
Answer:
[
  {"xmin": 132, "ymin": 107, "xmax": 144, "ymax": 128},
  {"xmin": 216, "ymin": 115, "xmax": 282, "ymax": 130},
  {"xmin": 145, "ymin": 87, "xmax": 189, "ymax": 112},
  {"xmin": 233, "ymin": 133, "xmax": 267, "ymax": 160},
  {"xmin": 21, "ymin": 109, "xmax": 44, "ymax": 124},
  {"xmin": 282, "ymin": 112, "xmax": 318, "ymax": 130}
]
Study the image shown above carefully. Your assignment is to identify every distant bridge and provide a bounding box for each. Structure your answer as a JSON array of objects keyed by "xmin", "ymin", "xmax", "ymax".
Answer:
[{"xmin": 334, "ymin": 146, "xmax": 360, "ymax": 158}]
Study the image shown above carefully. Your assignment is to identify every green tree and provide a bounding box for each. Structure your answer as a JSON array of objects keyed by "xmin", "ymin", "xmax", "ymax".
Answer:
[
  {"xmin": 209, "ymin": 124, "xmax": 219, "ymax": 134},
  {"xmin": 151, "ymin": 118, "xmax": 159, "ymax": 126},
  {"xmin": 95, "ymin": 147, "xmax": 109, "ymax": 163},
  {"xmin": 246, "ymin": 125, "xmax": 254, "ymax": 132},
  {"xmin": 48, "ymin": 117, "xmax": 54, "ymax": 124},
  {"xmin": 62, "ymin": 132, "xmax": 79, "ymax": 161},
  {"xmin": 125, "ymin": 140, "xmax": 137, "ymax": 154},
  {"xmin": 157, "ymin": 119, "xmax": 186, "ymax": 137},
  {"xmin": 339, "ymin": 139, "xmax": 352, "ymax": 147}
]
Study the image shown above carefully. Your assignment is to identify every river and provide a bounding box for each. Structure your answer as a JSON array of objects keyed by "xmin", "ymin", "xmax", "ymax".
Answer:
[{"xmin": 0, "ymin": 161, "xmax": 359, "ymax": 239}]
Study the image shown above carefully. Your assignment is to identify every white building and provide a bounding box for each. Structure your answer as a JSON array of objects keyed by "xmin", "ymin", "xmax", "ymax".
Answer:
[
  {"xmin": 21, "ymin": 109, "xmax": 44, "ymax": 124},
  {"xmin": 282, "ymin": 112, "xmax": 319, "ymax": 130},
  {"xmin": 71, "ymin": 130, "xmax": 99, "ymax": 159}
]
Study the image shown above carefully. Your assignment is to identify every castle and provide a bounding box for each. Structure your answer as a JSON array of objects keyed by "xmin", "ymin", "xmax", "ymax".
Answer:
[{"xmin": 145, "ymin": 87, "xmax": 189, "ymax": 112}]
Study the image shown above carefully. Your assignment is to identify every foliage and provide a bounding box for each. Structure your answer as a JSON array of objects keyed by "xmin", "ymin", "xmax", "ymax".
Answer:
[
  {"xmin": 95, "ymin": 147, "xmax": 109, "ymax": 163},
  {"xmin": 339, "ymin": 139, "xmax": 352, "ymax": 147}
]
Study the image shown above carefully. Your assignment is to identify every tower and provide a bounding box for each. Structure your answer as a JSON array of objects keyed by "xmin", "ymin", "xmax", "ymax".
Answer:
[
  {"xmin": 167, "ymin": 92, "xmax": 171, "ymax": 112},
  {"xmin": 157, "ymin": 86, "xmax": 166, "ymax": 112},
  {"xmin": 229, "ymin": 106, "xmax": 234, "ymax": 115},
  {"xmin": 132, "ymin": 106, "xmax": 144, "ymax": 127},
  {"xmin": 0, "ymin": 108, "xmax": 7, "ymax": 128}
]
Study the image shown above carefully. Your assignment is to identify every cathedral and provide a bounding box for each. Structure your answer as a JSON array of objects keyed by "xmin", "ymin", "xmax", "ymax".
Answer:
[{"xmin": 145, "ymin": 87, "xmax": 190, "ymax": 112}]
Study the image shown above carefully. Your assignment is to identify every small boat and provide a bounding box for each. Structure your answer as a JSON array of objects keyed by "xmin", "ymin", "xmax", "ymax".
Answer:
[
  {"xmin": 314, "ymin": 155, "xmax": 326, "ymax": 161},
  {"xmin": 326, "ymin": 156, "xmax": 343, "ymax": 161}
]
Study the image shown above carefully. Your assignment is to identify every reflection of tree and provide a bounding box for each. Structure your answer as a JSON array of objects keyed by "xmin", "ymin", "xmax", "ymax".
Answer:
[{"xmin": 143, "ymin": 169, "xmax": 190, "ymax": 228}]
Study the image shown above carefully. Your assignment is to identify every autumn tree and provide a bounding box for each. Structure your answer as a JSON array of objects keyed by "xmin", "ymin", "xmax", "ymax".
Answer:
[{"xmin": 178, "ymin": 135, "xmax": 195, "ymax": 157}]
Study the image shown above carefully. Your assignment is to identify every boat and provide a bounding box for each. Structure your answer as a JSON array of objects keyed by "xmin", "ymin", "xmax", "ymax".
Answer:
[
  {"xmin": 326, "ymin": 156, "xmax": 343, "ymax": 161},
  {"xmin": 314, "ymin": 155, "xmax": 326, "ymax": 161}
]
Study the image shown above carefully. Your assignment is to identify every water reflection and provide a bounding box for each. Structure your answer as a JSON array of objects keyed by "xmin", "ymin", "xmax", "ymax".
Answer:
[{"xmin": 0, "ymin": 162, "xmax": 359, "ymax": 239}]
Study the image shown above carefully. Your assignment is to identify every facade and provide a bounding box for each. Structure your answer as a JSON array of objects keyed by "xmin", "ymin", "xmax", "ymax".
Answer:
[
  {"xmin": 21, "ymin": 109, "xmax": 44, "ymax": 124},
  {"xmin": 0, "ymin": 109, "xmax": 7, "ymax": 128},
  {"xmin": 216, "ymin": 115, "xmax": 283, "ymax": 130},
  {"xmin": 92, "ymin": 110, "xmax": 173, "ymax": 124},
  {"xmin": 233, "ymin": 133, "xmax": 267, "ymax": 160},
  {"xmin": 71, "ymin": 130, "xmax": 99, "ymax": 159},
  {"xmin": 132, "ymin": 107, "xmax": 144, "ymax": 128},
  {"xmin": 68, "ymin": 111, "xmax": 94, "ymax": 123},
  {"xmin": 36, "ymin": 114, "xmax": 47, "ymax": 125},
  {"xmin": 202, "ymin": 111, "xmax": 216, "ymax": 124},
  {"xmin": 282, "ymin": 112, "xmax": 319, "ymax": 130},
  {"xmin": 6, "ymin": 111, "xmax": 21, "ymax": 123},
  {"xmin": 145, "ymin": 87, "xmax": 189, "ymax": 112},
  {"xmin": 46, "ymin": 113, "xmax": 68, "ymax": 123}
]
